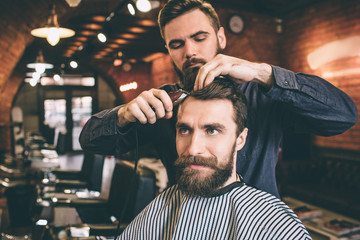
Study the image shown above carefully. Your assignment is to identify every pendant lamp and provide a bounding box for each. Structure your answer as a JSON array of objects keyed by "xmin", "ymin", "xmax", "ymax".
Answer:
[
  {"xmin": 31, "ymin": 4, "xmax": 75, "ymax": 46},
  {"xmin": 26, "ymin": 50, "xmax": 54, "ymax": 74}
]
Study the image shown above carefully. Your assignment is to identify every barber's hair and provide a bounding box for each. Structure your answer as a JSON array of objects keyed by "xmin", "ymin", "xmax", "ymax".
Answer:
[
  {"xmin": 190, "ymin": 78, "xmax": 248, "ymax": 135},
  {"xmin": 158, "ymin": 0, "xmax": 221, "ymax": 40}
]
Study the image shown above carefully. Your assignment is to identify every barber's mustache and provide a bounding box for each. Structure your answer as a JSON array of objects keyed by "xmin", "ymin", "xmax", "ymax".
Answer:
[
  {"xmin": 182, "ymin": 58, "xmax": 207, "ymax": 72},
  {"xmin": 174, "ymin": 155, "xmax": 218, "ymax": 169}
]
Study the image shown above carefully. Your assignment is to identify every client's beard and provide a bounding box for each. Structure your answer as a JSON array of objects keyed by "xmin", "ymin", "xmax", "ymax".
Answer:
[{"xmin": 174, "ymin": 144, "xmax": 236, "ymax": 197}]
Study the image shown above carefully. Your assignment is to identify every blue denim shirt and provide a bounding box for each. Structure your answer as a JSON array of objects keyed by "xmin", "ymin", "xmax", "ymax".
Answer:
[{"xmin": 79, "ymin": 66, "xmax": 358, "ymax": 197}]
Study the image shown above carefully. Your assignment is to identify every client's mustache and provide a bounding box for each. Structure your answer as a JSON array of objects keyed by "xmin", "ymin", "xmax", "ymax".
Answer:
[
  {"xmin": 174, "ymin": 155, "xmax": 218, "ymax": 169},
  {"xmin": 182, "ymin": 58, "xmax": 207, "ymax": 71}
]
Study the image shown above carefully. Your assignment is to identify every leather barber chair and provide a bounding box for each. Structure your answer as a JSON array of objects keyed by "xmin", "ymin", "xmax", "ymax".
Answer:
[
  {"xmin": 42, "ymin": 152, "xmax": 105, "ymax": 193},
  {"xmin": 63, "ymin": 160, "xmax": 157, "ymax": 238}
]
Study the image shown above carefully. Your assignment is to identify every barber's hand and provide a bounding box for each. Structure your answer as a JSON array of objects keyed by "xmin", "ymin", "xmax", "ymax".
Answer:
[
  {"xmin": 194, "ymin": 54, "xmax": 274, "ymax": 90},
  {"xmin": 117, "ymin": 89, "xmax": 173, "ymax": 127}
]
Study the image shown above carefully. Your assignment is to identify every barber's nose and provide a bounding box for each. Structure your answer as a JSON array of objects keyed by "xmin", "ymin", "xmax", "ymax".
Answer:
[
  {"xmin": 184, "ymin": 41, "xmax": 196, "ymax": 59},
  {"xmin": 186, "ymin": 133, "xmax": 204, "ymax": 156}
]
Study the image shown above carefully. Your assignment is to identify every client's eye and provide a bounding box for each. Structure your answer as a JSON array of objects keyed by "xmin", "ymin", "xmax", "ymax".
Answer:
[
  {"xmin": 178, "ymin": 128, "xmax": 190, "ymax": 135},
  {"xmin": 207, "ymin": 128, "xmax": 219, "ymax": 135}
]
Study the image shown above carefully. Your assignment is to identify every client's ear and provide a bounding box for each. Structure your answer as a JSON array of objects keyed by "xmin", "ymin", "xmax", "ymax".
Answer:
[{"xmin": 235, "ymin": 128, "xmax": 248, "ymax": 151}]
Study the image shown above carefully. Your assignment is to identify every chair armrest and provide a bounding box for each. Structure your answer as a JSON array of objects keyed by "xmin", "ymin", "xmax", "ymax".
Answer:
[
  {"xmin": 52, "ymin": 169, "xmax": 81, "ymax": 180},
  {"xmin": 0, "ymin": 178, "xmax": 29, "ymax": 187},
  {"xmin": 89, "ymin": 223, "xmax": 127, "ymax": 236},
  {"xmin": 55, "ymin": 179, "xmax": 88, "ymax": 189},
  {"xmin": 0, "ymin": 165, "xmax": 28, "ymax": 179},
  {"xmin": 69, "ymin": 198, "xmax": 107, "ymax": 208},
  {"xmin": 66, "ymin": 223, "xmax": 128, "ymax": 237}
]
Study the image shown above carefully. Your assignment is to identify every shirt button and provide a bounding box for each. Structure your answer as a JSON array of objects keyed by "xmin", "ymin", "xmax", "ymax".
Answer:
[{"xmin": 284, "ymin": 80, "xmax": 289, "ymax": 86}]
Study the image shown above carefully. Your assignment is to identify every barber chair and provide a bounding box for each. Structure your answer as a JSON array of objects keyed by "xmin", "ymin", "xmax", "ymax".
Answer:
[
  {"xmin": 34, "ymin": 153, "xmax": 105, "ymax": 229},
  {"xmin": 4, "ymin": 184, "xmax": 38, "ymax": 228},
  {"xmin": 0, "ymin": 155, "xmax": 35, "ymax": 194},
  {"xmin": 41, "ymin": 153, "xmax": 105, "ymax": 204},
  {"xmin": 2, "ymin": 183, "xmax": 40, "ymax": 239},
  {"xmin": 42, "ymin": 124, "xmax": 55, "ymax": 145},
  {"xmin": 42, "ymin": 152, "xmax": 104, "ymax": 193},
  {"xmin": 46, "ymin": 151, "xmax": 94, "ymax": 181},
  {"xmin": 25, "ymin": 132, "xmax": 56, "ymax": 153},
  {"xmin": 56, "ymin": 131, "xmax": 66, "ymax": 155},
  {"xmin": 0, "ymin": 154, "xmax": 31, "ymax": 179},
  {"xmin": 0, "ymin": 164, "xmax": 28, "ymax": 179},
  {"xmin": 61, "ymin": 160, "xmax": 157, "ymax": 238},
  {"xmin": 0, "ymin": 163, "xmax": 30, "ymax": 189}
]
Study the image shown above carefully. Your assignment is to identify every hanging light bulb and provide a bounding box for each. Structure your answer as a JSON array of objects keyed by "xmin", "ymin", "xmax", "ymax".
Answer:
[
  {"xmin": 97, "ymin": 33, "xmax": 107, "ymax": 43},
  {"xmin": 35, "ymin": 64, "xmax": 46, "ymax": 74},
  {"xmin": 136, "ymin": 0, "xmax": 151, "ymax": 13},
  {"xmin": 127, "ymin": 3, "xmax": 136, "ymax": 15},
  {"xmin": 27, "ymin": 50, "xmax": 53, "ymax": 74},
  {"xmin": 113, "ymin": 51, "xmax": 123, "ymax": 66},
  {"xmin": 47, "ymin": 27, "xmax": 60, "ymax": 46},
  {"xmin": 29, "ymin": 78, "xmax": 38, "ymax": 87},
  {"xmin": 70, "ymin": 60, "xmax": 78, "ymax": 68},
  {"xmin": 31, "ymin": 4, "xmax": 75, "ymax": 46},
  {"xmin": 32, "ymin": 72, "xmax": 41, "ymax": 81},
  {"xmin": 53, "ymin": 74, "xmax": 61, "ymax": 82}
]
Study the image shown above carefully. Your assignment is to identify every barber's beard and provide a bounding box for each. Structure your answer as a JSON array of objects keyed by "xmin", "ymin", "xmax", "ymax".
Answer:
[
  {"xmin": 173, "ymin": 43, "xmax": 223, "ymax": 92},
  {"xmin": 174, "ymin": 143, "xmax": 236, "ymax": 197},
  {"xmin": 172, "ymin": 58, "xmax": 204, "ymax": 92}
]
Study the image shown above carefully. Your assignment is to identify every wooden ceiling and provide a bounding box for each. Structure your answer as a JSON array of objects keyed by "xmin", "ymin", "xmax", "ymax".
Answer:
[{"xmin": 19, "ymin": 0, "xmax": 326, "ymax": 75}]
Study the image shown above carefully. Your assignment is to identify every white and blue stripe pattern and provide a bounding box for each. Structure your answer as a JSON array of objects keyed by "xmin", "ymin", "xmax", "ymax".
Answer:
[{"xmin": 118, "ymin": 183, "xmax": 311, "ymax": 239}]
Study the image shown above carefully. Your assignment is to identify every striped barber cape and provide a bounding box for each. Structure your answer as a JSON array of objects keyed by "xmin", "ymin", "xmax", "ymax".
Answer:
[{"xmin": 118, "ymin": 182, "xmax": 311, "ymax": 240}]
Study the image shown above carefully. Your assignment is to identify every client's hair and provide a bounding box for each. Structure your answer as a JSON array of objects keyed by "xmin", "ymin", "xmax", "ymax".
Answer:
[{"xmin": 189, "ymin": 78, "xmax": 248, "ymax": 135}]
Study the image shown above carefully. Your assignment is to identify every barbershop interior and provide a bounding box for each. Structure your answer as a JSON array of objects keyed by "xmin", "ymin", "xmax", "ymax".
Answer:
[{"xmin": 0, "ymin": 0, "xmax": 359, "ymax": 239}]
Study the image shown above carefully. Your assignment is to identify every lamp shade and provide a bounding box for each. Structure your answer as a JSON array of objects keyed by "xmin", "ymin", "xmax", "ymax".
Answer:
[
  {"xmin": 31, "ymin": 27, "xmax": 75, "ymax": 46},
  {"xmin": 65, "ymin": 0, "xmax": 82, "ymax": 7},
  {"xmin": 26, "ymin": 50, "xmax": 54, "ymax": 73},
  {"xmin": 31, "ymin": 5, "xmax": 75, "ymax": 46}
]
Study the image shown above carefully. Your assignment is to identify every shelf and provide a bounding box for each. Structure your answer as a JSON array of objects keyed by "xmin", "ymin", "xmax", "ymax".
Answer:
[{"xmin": 283, "ymin": 197, "xmax": 360, "ymax": 240}]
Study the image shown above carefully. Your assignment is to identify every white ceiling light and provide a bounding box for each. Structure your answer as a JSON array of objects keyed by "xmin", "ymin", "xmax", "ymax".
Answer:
[
  {"xmin": 97, "ymin": 33, "xmax": 107, "ymax": 43},
  {"xmin": 26, "ymin": 51, "xmax": 54, "ymax": 74},
  {"xmin": 53, "ymin": 74, "xmax": 61, "ymax": 82},
  {"xmin": 136, "ymin": 0, "xmax": 151, "ymax": 13},
  {"xmin": 70, "ymin": 60, "xmax": 78, "ymax": 69},
  {"xmin": 31, "ymin": 4, "xmax": 75, "ymax": 46},
  {"xmin": 127, "ymin": 3, "xmax": 136, "ymax": 15},
  {"xmin": 29, "ymin": 78, "xmax": 38, "ymax": 87},
  {"xmin": 32, "ymin": 72, "xmax": 41, "ymax": 81},
  {"xmin": 65, "ymin": 0, "xmax": 82, "ymax": 7}
]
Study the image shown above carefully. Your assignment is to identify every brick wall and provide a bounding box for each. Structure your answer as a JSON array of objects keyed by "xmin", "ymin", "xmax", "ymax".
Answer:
[
  {"xmin": 218, "ymin": 9, "xmax": 280, "ymax": 65},
  {"xmin": 280, "ymin": 0, "xmax": 360, "ymax": 150},
  {"xmin": 151, "ymin": 54, "xmax": 179, "ymax": 87},
  {"xmin": 95, "ymin": 61, "xmax": 154, "ymax": 103},
  {"xmin": 1, "ymin": 1, "xmax": 359, "ymax": 154},
  {"xmin": 0, "ymin": 0, "xmax": 67, "ymax": 152}
]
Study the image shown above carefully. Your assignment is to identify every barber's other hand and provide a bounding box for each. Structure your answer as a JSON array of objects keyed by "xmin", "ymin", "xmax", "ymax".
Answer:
[
  {"xmin": 117, "ymin": 89, "xmax": 173, "ymax": 127},
  {"xmin": 194, "ymin": 54, "xmax": 274, "ymax": 90}
]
